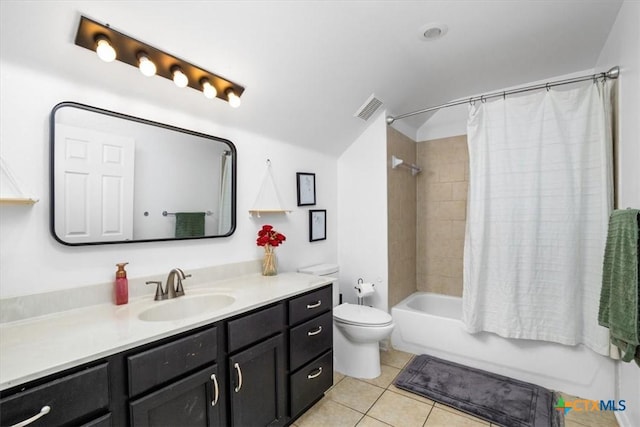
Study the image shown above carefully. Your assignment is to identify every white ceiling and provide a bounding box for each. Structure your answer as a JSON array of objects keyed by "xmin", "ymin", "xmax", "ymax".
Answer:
[{"xmin": 0, "ymin": 1, "xmax": 623, "ymax": 156}]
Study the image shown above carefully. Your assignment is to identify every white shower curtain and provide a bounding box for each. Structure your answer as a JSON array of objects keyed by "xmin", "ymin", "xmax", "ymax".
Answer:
[
  {"xmin": 217, "ymin": 152, "xmax": 233, "ymax": 234},
  {"xmin": 462, "ymin": 81, "xmax": 613, "ymax": 355}
]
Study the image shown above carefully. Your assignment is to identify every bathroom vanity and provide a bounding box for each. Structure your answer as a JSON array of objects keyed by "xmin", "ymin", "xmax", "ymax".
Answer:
[{"xmin": 0, "ymin": 273, "xmax": 333, "ymax": 426}]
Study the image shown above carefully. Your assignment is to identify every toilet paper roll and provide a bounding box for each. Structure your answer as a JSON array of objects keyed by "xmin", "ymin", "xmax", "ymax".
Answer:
[{"xmin": 355, "ymin": 282, "xmax": 375, "ymax": 298}]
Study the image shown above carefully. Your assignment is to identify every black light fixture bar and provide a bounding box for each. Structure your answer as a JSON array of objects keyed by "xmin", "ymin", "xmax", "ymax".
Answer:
[{"xmin": 74, "ymin": 16, "xmax": 245, "ymax": 104}]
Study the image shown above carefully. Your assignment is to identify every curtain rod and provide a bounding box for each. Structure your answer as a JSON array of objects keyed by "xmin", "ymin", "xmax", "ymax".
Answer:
[{"xmin": 386, "ymin": 66, "xmax": 620, "ymax": 125}]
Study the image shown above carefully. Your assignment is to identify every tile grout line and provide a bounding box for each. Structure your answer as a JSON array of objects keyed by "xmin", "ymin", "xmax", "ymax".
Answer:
[{"xmin": 422, "ymin": 403, "xmax": 435, "ymax": 427}]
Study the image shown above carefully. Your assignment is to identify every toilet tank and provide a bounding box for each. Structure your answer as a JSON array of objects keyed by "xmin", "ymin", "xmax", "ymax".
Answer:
[{"xmin": 297, "ymin": 263, "xmax": 339, "ymax": 307}]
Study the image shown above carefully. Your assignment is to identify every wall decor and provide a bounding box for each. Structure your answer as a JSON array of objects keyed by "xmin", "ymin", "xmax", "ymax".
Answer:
[
  {"xmin": 309, "ymin": 209, "xmax": 326, "ymax": 242},
  {"xmin": 296, "ymin": 172, "xmax": 316, "ymax": 206}
]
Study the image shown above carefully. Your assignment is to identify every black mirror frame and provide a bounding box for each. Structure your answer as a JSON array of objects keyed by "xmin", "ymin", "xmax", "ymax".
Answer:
[{"xmin": 50, "ymin": 101, "xmax": 237, "ymax": 246}]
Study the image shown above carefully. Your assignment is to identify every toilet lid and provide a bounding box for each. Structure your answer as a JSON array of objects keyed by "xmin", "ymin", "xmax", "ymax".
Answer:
[{"xmin": 333, "ymin": 303, "xmax": 393, "ymax": 326}]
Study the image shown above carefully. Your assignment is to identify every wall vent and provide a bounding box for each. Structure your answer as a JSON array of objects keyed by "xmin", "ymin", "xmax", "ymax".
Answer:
[{"xmin": 354, "ymin": 94, "xmax": 383, "ymax": 121}]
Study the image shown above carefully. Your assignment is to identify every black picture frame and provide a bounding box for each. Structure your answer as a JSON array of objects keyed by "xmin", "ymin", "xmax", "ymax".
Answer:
[
  {"xmin": 296, "ymin": 172, "xmax": 316, "ymax": 206},
  {"xmin": 309, "ymin": 209, "xmax": 326, "ymax": 241}
]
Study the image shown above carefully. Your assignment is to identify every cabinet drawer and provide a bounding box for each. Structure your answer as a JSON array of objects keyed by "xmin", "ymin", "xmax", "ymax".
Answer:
[
  {"xmin": 128, "ymin": 327, "xmax": 217, "ymax": 397},
  {"xmin": 289, "ymin": 311, "xmax": 333, "ymax": 371},
  {"xmin": 227, "ymin": 303, "xmax": 284, "ymax": 353},
  {"xmin": 288, "ymin": 285, "xmax": 332, "ymax": 325},
  {"xmin": 290, "ymin": 351, "xmax": 333, "ymax": 417},
  {"xmin": 0, "ymin": 363, "xmax": 109, "ymax": 426}
]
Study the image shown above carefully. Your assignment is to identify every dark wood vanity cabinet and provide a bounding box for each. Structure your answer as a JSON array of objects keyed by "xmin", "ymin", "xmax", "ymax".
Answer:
[
  {"xmin": 0, "ymin": 284, "xmax": 333, "ymax": 427},
  {"xmin": 287, "ymin": 286, "xmax": 334, "ymax": 418}
]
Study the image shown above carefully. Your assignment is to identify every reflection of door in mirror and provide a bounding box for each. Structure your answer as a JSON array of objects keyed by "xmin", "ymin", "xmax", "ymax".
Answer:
[
  {"xmin": 55, "ymin": 124, "xmax": 135, "ymax": 243},
  {"xmin": 51, "ymin": 102, "xmax": 237, "ymax": 245}
]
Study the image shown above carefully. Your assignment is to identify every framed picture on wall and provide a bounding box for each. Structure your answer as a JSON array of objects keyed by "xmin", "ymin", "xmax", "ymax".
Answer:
[
  {"xmin": 309, "ymin": 209, "xmax": 326, "ymax": 241},
  {"xmin": 296, "ymin": 172, "xmax": 316, "ymax": 206}
]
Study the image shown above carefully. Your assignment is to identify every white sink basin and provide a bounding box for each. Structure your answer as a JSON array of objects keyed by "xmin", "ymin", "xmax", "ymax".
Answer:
[{"xmin": 138, "ymin": 294, "xmax": 236, "ymax": 322}]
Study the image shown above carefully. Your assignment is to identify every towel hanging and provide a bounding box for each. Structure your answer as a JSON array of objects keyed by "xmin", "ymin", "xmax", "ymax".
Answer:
[
  {"xmin": 598, "ymin": 208, "xmax": 640, "ymax": 365},
  {"xmin": 174, "ymin": 212, "xmax": 206, "ymax": 238}
]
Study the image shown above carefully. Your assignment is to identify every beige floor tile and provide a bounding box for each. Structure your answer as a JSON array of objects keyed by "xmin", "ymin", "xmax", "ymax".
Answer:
[
  {"xmin": 296, "ymin": 397, "xmax": 364, "ymax": 427},
  {"xmin": 367, "ymin": 390, "xmax": 433, "ymax": 427},
  {"xmin": 387, "ymin": 384, "xmax": 435, "ymax": 406},
  {"xmin": 434, "ymin": 403, "xmax": 490, "ymax": 425},
  {"xmin": 360, "ymin": 364, "xmax": 401, "ymax": 388},
  {"xmin": 563, "ymin": 409, "xmax": 619, "ymax": 427},
  {"xmin": 326, "ymin": 377, "xmax": 385, "ymax": 413},
  {"xmin": 424, "ymin": 407, "xmax": 488, "ymax": 427},
  {"xmin": 330, "ymin": 370, "xmax": 346, "ymax": 390},
  {"xmin": 380, "ymin": 348, "xmax": 413, "ymax": 369},
  {"xmin": 356, "ymin": 415, "xmax": 392, "ymax": 427}
]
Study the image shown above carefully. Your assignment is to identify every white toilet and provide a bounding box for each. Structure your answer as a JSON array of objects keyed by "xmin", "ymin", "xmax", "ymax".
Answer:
[{"xmin": 297, "ymin": 264, "xmax": 394, "ymax": 379}]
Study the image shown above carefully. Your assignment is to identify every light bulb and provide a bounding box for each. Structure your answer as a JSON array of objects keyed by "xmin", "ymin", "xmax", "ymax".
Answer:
[
  {"xmin": 201, "ymin": 79, "xmax": 217, "ymax": 99},
  {"xmin": 95, "ymin": 35, "xmax": 116, "ymax": 62},
  {"xmin": 137, "ymin": 53, "xmax": 156, "ymax": 77},
  {"xmin": 226, "ymin": 88, "xmax": 241, "ymax": 108},
  {"xmin": 172, "ymin": 66, "xmax": 188, "ymax": 88}
]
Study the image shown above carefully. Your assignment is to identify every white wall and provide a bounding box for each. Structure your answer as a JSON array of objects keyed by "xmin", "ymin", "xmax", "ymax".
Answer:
[
  {"xmin": 415, "ymin": 104, "xmax": 467, "ymax": 141},
  {"xmin": 337, "ymin": 112, "xmax": 388, "ymax": 311},
  {"xmin": 0, "ymin": 60, "xmax": 338, "ymax": 298},
  {"xmin": 596, "ymin": 2, "xmax": 640, "ymax": 426}
]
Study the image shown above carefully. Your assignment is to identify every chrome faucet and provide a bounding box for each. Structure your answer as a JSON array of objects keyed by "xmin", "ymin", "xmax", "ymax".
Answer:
[{"xmin": 145, "ymin": 268, "xmax": 191, "ymax": 301}]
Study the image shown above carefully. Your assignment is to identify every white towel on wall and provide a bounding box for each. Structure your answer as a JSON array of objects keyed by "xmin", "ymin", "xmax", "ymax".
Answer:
[{"xmin": 462, "ymin": 81, "xmax": 613, "ymax": 355}]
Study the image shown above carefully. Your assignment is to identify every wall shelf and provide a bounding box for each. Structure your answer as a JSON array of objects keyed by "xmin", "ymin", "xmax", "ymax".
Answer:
[
  {"xmin": 0, "ymin": 157, "xmax": 38, "ymax": 205},
  {"xmin": 0, "ymin": 197, "xmax": 38, "ymax": 205},
  {"xmin": 248, "ymin": 160, "xmax": 290, "ymax": 217},
  {"xmin": 248, "ymin": 209, "xmax": 292, "ymax": 218}
]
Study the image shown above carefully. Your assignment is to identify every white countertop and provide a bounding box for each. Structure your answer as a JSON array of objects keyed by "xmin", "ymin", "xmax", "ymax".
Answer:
[{"xmin": 0, "ymin": 272, "xmax": 332, "ymax": 391}]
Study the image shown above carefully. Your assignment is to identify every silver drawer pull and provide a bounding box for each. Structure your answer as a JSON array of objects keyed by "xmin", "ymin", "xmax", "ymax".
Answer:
[
  {"xmin": 306, "ymin": 300, "xmax": 322, "ymax": 309},
  {"xmin": 10, "ymin": 405, "xmax": 51, "ymax": 427},
  {"xmin": 211, "ymin": 373, "xmax": 219, "ymax": 406},
  {"xmin": 307, "ymin": 326, "xmax": 323, "ymax": 336},
  {"xmin": 234, "ymin": 362, "xmax": 243, "ymax": 393},
  {"xmin": 307, "ymin": 367, "xmax": 323, "ymax": 380}
]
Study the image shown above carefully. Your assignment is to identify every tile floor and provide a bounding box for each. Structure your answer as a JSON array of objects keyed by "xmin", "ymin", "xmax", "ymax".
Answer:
[{"xmin": 292, "ymin": 348, "xmax": 619, "ymax": 427}]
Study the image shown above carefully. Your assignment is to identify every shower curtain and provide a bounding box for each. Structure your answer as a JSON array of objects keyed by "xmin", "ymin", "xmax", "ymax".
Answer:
[
  {"xmin": 217, "ymin": 152, "xmax": 233, "ymax": 234},
  {"xmin": 462, "ymin": 81, "xmax": 613, "ymax": 355}
]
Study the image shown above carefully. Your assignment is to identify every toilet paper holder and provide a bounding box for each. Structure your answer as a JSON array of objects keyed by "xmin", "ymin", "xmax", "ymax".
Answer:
[{"xmin": 354, "ymin": 278, "xmax": 375, "ymax": 305}]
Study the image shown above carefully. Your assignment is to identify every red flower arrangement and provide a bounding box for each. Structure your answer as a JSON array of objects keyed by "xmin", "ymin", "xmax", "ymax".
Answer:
[
  {"xmin": 257, "ymin": 225, "xmax": 285, "ymax": 276},
  {"xmin": 256, "ymin": 225, "xmax": 286, "ymax": 248}
]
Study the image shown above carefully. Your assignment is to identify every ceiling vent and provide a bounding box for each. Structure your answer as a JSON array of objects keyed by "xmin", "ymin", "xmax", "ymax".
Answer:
[{"xmin": 354, "ymin": 94, "xmax": 383, "ymax": 121}]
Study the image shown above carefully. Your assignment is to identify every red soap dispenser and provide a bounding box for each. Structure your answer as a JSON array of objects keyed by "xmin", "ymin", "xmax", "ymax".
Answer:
[{"xmin": 115, "ymin": 262, "xmax": 129, "ymax": 305}]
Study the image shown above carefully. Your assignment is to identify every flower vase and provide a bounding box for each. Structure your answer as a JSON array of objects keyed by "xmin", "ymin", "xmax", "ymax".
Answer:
[{"xmin": 262, "ymin": 247, "xmax": 277, "ymax": 276}]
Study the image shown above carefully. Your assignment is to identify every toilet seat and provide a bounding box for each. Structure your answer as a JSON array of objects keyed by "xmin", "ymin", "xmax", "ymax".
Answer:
[{"xmin": 333, "ymin": 303, "xmax": 393, "ymax": 327}]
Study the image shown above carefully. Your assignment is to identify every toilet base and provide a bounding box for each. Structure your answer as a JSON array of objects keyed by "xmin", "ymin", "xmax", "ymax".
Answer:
[{"xmin": 333, "ymin": 324, "xmax": 382, "ymax": 379}]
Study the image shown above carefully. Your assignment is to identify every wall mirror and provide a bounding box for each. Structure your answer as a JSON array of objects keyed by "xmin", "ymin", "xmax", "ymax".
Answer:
[{"xmin": 51, "ymin": 102, "xmax": 236, "ymax": 245}]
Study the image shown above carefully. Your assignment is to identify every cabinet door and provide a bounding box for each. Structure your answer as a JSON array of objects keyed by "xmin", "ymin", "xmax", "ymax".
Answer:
[
  {"xmin": 229, "ymin": 334, "xmax": 286, "ymax": 427},
  {"xmin": 130, "ymin": 364, "xmax": 222, "ymax": 427}
]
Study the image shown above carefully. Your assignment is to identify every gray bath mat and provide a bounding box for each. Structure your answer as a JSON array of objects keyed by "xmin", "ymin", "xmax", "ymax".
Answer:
[{"xmin": 394, "ymin": 354, "xmax": 563, "ymax": 427}]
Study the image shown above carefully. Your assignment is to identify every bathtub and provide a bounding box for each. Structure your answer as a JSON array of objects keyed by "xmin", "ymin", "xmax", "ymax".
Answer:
[{"xmin": 391, "ymin": 292, "xmax": 615, "ymax": 401}]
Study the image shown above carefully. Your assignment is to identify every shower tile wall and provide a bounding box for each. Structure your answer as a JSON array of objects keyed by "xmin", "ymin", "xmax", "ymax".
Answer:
[
  {"xmin": 387, "ymin": 126, "xmax": 417, "ymax": 308},
  {"xmin": 416, "ymin": 135, "xmax": 469, "ymax": 297}
]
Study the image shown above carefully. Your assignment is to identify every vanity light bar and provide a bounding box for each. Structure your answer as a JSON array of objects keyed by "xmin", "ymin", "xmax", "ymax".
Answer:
[{"xmin": 74, "ymin": 16, "xmax": 245, "ymax": 106}]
